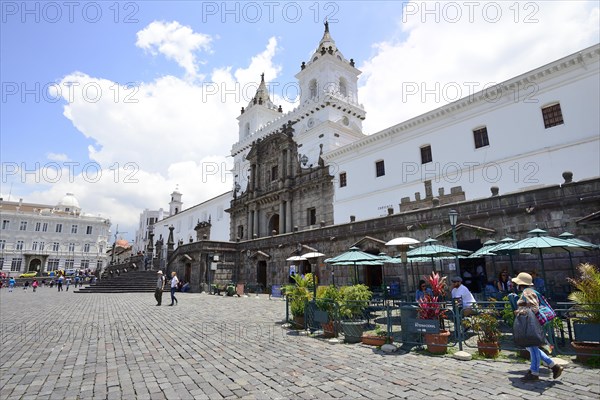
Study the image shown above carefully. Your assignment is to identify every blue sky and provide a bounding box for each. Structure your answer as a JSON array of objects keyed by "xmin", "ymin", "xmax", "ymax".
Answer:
[
  {"xmin": 1, "ymin": 1, "xmax": 401, "ymax": 169},
  {"xmin": 1, "ymin": 1, "xmax": 598, "ymax": 243}
]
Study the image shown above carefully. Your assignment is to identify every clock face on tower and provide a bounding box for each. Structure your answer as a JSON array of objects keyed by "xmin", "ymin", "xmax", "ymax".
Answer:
[{"xmin": 307, "ymin": 118, "xmax": 315, "ymax": 128}]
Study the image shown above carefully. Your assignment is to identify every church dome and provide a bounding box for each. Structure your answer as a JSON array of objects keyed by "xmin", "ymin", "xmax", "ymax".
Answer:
[
  {"xmin": 57, "ymin": 193, "xmax": 81, "ymax": 211},
  {"xmin": 115, "ymin": 239, "xmax": 130, "ymax": 248}
]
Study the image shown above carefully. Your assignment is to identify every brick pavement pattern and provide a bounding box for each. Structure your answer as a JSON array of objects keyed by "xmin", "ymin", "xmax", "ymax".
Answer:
[{"xmin": 1, "ymin": 287, "xmax": 599, "ymax": 399}]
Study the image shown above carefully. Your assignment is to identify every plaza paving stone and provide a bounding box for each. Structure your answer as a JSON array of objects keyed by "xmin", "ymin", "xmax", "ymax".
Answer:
[{"xmin": 1, "ymin": 287, "xmax": 599, "ymax": 399}]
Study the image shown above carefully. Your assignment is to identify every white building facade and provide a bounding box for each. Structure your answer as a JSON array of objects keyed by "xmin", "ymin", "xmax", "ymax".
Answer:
[
  {"xmin": 143, "ymin": 190, "xmax": 232, "ymax": 259},
  {"xmin": 323, "ymin": 44, "xmax": 600, "ymax": 223},
  {"xmin": 133, "ymin": 208, "xmax": 169, "ymax": 254},
  {"xmin": 0, "ymin": 193, "xmax": 111, "ymax": 275}
]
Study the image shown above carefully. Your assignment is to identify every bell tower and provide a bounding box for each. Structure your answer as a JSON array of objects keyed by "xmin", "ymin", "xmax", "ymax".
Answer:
[
  {"xmin": 237, "ymin": 73, "xmax": 282, "ymax": 142},
  {"xmin": 169, "ymin": 186, "xmax": 183, "ymax": 215}
]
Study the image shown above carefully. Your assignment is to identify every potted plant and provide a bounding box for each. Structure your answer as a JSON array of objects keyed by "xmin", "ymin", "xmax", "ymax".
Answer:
[
  {"xmin": 361, "ymin": 324, "xmax": 392, "ymax": 346},
  {"xmin": 417, "ymin": 272, "xmax": 450, "ymax": 354},
  {"xmin": 567, "ymin": 263, "xmax": 600, "ymax": 362},
  {"xmin": 284, "ymin": 273, "xmax": 314, "ymax": 329},
  {"xmin": 471, "ymin": 305, "xmax": 501, "ymax": 358},
  {"xmin": 316, "ymin": 285, "xmax": 341, "ymax": 337},
  {"xmin": 339, "ymin": 284, "xmax": 372, "ymax": 343}
]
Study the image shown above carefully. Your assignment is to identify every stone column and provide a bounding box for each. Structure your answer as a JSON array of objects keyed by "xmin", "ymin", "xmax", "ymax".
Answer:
[
  {"xmin": 286, "ymin": 200, "xmax": 292, "ymax": 232},
  {"xmin": 246, "ymin": 210, "xmax": 252, "ymax": 240},
  {"xmin": 253, "ymin": 209, "xmax": 259, "ymax": 237},
  {"xmin": 279, "ymin": 202, "xmax": 285, "ymax": 234},
  {"xmin": 287, "ymin": 147, "xmax": 294, "ymax": 178}
]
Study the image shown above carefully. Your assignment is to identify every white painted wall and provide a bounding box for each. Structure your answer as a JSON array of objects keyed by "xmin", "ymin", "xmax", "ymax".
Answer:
[
  {"xmin": 326, "ymin": 45, "xmax": 600, "ymax": 223},
  {"xmin": 151, "ymin": 191, "xmax": 232, "ymax": 253}
]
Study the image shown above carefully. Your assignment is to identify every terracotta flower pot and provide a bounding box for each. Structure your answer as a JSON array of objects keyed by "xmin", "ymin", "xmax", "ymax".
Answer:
[
  {"xmin": 322, "ymin": 321, "xmax": 336, "ymax": 337},
  {"xmin": 424, "ymin": 330, "xmax": 450, "ymax": 354},
  {"xmin": 477, "ymin": 340, "xmax": 500, "ymax": 358},
  {"xmin": 572, "ymin": 341, "xmax": 600, "ymax": 363},
  {"xmin": 292, "ymin": 315, "xmax": 305, "ymax": 329},
  {"xmin": 361, "ymin": 335, "xmax": 391, "ymax": 346}
]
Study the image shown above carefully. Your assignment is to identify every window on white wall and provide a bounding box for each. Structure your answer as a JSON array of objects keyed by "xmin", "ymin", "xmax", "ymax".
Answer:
[
  {"xmin": 339, "ymin": 172, "xmax": 347, "ymax": 188},
  {"xmin": 420, "ymin": 145, "xmax": 433, "ymax": 164},
  {"xmin": 375, "ymin": 160, "xmax": 385, "ymax": 177},
  {"xmin": 309, "ymin": 79, "xmax": 317, "ymax": 99},
  {"xmin": 339, "ymin": 77, "xmax": 347, "ymax": 96},
  {"xmin": 473, "ymin": 127, "xmax": 490, "ymax": 149},
  {"xmin": 542, "ymin": 103, "xmax": 564, "ymax": 128}
]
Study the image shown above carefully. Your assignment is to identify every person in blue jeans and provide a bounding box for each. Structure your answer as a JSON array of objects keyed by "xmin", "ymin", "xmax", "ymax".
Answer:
[
  {"xmin": 511, "ymin": 272, "xmax": 563, "ymax": 382},
  {"xmin": 169, "ymin": 271, "xmax": 179, "ymax": 306}
]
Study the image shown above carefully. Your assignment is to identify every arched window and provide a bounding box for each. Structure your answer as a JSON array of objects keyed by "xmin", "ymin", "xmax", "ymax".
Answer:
[
  {"xmin": 309, "ymin": 79, "xmax": 317, "ymax": 99},
  {"xmin": 245, "ymin": 122, "xmax": 250, "ymax": 137},
  {"xmin": 339, "ymin": 77, "xmax": 347, "ymax": 96}
]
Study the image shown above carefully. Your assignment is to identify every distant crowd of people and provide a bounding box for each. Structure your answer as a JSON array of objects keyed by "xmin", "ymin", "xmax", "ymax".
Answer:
[{"xmin": 0, "ymin": 269, "xmax": 98, "ymax": 292}]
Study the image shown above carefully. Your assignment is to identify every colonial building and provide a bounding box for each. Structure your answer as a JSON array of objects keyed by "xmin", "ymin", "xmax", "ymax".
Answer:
[
  {"xmin": 324, "ymin": 44, "xmax": 600, "ymax": 223},
  {"xmin": 0, "ymin": 193, "xmax": 111, "ymax": 275},
  {"xmin": 139, "ymin": 189, "xmax": 231, "ymax": 260},
  {"xmin": 128, "ymin": 24, "xmax": 599, "ymax": 297}
]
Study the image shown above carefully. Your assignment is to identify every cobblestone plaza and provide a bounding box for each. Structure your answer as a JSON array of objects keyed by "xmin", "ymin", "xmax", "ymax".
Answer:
[{"xmin": 1, "ymin": 289, "xmax": 599, "ymax": 399}]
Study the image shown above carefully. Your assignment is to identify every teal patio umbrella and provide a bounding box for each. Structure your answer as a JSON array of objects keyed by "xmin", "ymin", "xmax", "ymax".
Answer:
[
  {"xmin": 407, "ymin": 238, "xmax": 471, "ymax": 275},
  {"xmin": 558, "ymin": 232, "xmax": 599, "ymax": 277},
  {"xmin": 324, "ymin": 247, "xmax": 382, "ymax": 286},
  {"xmin": 486, "ymin": 237, "xmax": 518, "ymax": 275},
  {"xmin": 506, "ymin": 228, "xmax": 596, "ymax": 291}
]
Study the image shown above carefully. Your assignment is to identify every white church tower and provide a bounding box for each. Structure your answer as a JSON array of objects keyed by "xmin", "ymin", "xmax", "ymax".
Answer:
[
  {"xmin": 169, "ymin": 186, "xmax": 183, "ymax": 215},
  {"xmin": 237, "ymin": 73, "xmax": 282, "ymax": 142},
  {"xmin": 292, "ymin": 21, "xmax": 366, "ymax": 167}
]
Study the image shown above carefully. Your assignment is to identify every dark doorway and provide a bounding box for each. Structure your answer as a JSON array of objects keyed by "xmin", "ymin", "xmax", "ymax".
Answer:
[
  {"xmin": 364, "ymin": 265, "xmax": 383, "ymax": 288},
  {"xmin": 185, "ymin": 263, "xmax": 191, "ymax": 283},
  {"xmin": 268, "ymin": 214, "xmax": 279, "ymax": 235},
  {"xmin": 28, "ymin": 259, "xmax": 41, "ymax": 272},
  {"xmin": 257, "ymin": 261, "xmax": 267, "ymax": 291}
]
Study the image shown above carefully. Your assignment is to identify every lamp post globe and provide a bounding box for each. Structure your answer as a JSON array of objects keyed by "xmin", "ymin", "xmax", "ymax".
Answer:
[{"xmin": 448, "ymin": 210, "xmax": 460, "ymax": 278}]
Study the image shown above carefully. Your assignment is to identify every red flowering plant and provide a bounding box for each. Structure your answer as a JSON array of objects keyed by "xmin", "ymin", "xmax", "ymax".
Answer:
[{"xmin": 417, "ymin": 272, "xmax": 448, "ymax": 329}]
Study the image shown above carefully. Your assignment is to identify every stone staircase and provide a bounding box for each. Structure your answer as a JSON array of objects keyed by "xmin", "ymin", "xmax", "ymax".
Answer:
[{"xmin": 75, "ymin": 270, "xmax": 159, "ymax": 293}]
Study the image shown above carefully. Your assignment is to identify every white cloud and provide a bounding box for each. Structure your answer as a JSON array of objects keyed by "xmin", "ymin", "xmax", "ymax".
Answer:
[
  {"xmin": 47, "ymin": 153, "xmax": 70, "ymax": 162},
  {"xmin": 358, "ymin": 1, "xmax": 600, "ymax": 134},
  {"xmin": 136, "ymin": 21, "xmax": 213, "ymax": 78},
  {"xmin": 39, "ymin": 31, "xmax": 282, "ymax": 237}
]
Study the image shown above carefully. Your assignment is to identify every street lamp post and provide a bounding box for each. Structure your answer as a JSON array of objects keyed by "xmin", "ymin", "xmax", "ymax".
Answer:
[{"xmin": 449, "ymin": 209, "xmax": 460, "ymax": 278}]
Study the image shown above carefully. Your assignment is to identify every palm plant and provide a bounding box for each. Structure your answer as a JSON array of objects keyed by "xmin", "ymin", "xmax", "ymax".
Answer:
[
  {"xmin": 568, "ymin": 263, "xmax": 600, "ymax": 323},
  {"xmin": 284, "ymin": 273, "xmax": 315, "ymax": 317}
]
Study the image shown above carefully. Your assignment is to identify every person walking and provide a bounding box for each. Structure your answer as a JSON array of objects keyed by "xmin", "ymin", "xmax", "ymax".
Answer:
[
  {"xmin": 169, "ymin": 271, "xmax": 179, "ymax": 306},
  {"xmin": 511, "ymin": 272, "xmax": 563, "ymax": 382},
  {"xmin": 8, "ymin": 277, "xmax": 15, "ymax": 292},
  {"xmin": 32, "ymin": 279, "xmax": 38, "ymax": 292},
  {"xmin": 155, "ymin": 271, "xmax": 165, "ymax": 306},
  {"xmin": 57, "ymin": 275, "xmax": 64, "ymax": 292}
]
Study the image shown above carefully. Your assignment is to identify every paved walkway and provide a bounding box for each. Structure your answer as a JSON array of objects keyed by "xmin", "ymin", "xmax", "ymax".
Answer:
[{"xmin": 1, "ymin": 288, "xmax": 599, "ymax": 399}]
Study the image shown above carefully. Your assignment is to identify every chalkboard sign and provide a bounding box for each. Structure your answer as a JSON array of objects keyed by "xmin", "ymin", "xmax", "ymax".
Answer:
[{"xmin": 407, "ymin": 318, "xmax": 440, "ymax": 334}]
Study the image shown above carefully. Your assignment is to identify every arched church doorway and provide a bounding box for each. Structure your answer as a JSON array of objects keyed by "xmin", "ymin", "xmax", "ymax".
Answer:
[
  {"xmin": 268, "ymin": 214, "xmax": 280, "ymax": 235},
  {"xmin": 28, "ymin": 258, "xmax": 42, "ymax": 272}
]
